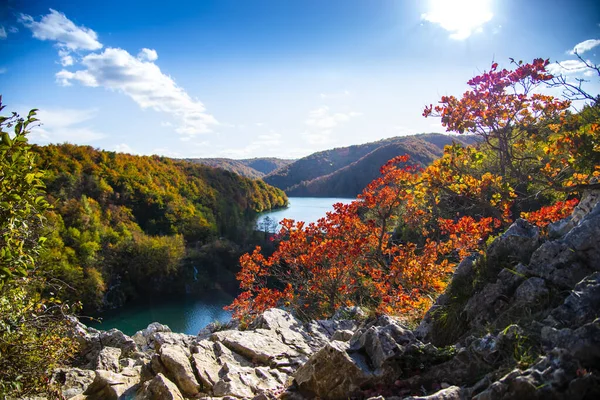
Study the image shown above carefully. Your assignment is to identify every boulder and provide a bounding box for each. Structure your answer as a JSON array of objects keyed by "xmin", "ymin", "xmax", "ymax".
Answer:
[
  {"xmin": 52, "ymin": 368, "xmax": 96, "ymax": 399},
  {"xmin": 211, "ymin": 329, "xmax": 301, "ymax": 366},
  {"xmin": 137, "ymin": 373, "xmax": 184, "ymax": 400},
  {"xmin": 191, "ymin": 340, "xmax": 223, "ymax": 390},
  {"xmin": 545, "ymin": 272, "xmax": 600, "ymax": 329},
  {"xmin": 486, "ymin": 218, "xmax": 540, "ymax": 265},
  {"xmin": 132, "ymin": 322, "xmax": 171, "ymax": 350},
  {"xmin": 212, "ymin": 363, "xmax": 287, "ymax": 398},
  {"xmin": 295, "ymin": 341, "xmax": 373, "ymax": 399},
  {"xmin": 82, "ymin": 369, "xmax": 140, "ymax": 400},
  {"xmin": 95, "ymin": 347, "xmax": 121, "ymax": 372},
  {"xmin": 541, "ymin": 319, "xmax": 600, "ymax": 367},
  {"xmin": 159, "ymin": 344, "xmax": 201, "ymax": 397}
]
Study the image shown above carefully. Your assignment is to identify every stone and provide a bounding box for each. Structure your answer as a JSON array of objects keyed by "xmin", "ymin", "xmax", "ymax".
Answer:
[
  {"xmin": 212, "ymin": 329, "xmax": 300, "ymax": 366},
  {"xmin": 98, "ymin": 329, "xmax": 137, "ymax": 356},
  {"xmin": 541, "ymin": 319, "xmax": 600, "ymax": 367},
  {"xmin": 513, "ymin": 277, "xmax": 549, "ymax": 305},
  {"xmin": 349, "ymin": 315, "xmax": 415, "ymax": 370},
  {"xmin": 137, "ymin": 373, "xmax": 184, "ymax": 400},
  {"xmin": 132, "ymin": 322, "xmax": 171, "ymax": 350},
  {"xmin": 52, "ymin": 368, "xmax": 96, "ymax": 399},
  {"xmin": 405, "ymin": 386, "xmax": 462, "ymax": 400},
  {"xmin": 546, "ymin": 272, "xmax": 600, "ymax": 329},
  {"xmin": 191, "ymin": 340, "xmax": 223, "ymax": 390},
  {"xmin": 212, "ymin": 364, "xmax": 287, "ymax": 398},
  {"xmin": 562, "ymin": 201, "xmax": 600, "ymax": 270},
  {"xmin": 95, "ymin": 346, "xmax": 121, "ymax": 372},
  {"xmin": 526, "ymin": 241, "xmax": 589, "ymax": 289},
  {"xmin": 83, "ymin": 369, "xmax": 140, "ymax": 400},
  {"xmin": 486, "ymin": 218, "xmax": 540, "ymax": 265},
  {"xmin": 159, "ymin": 344, "xmax": 201, "ymax": 397},
  {"xmin": 331, "ymin": 329, "xmax": 354, "ymax": 342},
  {"xmin": 295, "ymin": 341, "xmax": 373, "ymax": 399}
]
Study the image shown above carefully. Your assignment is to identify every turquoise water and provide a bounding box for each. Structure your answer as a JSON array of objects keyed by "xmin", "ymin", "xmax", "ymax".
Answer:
[
  {"xmin": 86, "ymin": 291, "xmax": 233, "ymax": 336},
  {"xmin": 257, "ymin": 197, "xmax": 354, "ymax": 230},
  {"xmin": 88, "ymin": 198, "xmax": 354, "ymax": 335}
]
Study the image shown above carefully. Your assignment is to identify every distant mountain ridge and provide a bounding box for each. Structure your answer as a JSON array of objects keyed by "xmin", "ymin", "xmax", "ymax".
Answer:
[
  {"xmin": 186, "ymin": 157, "xmax": 294, "ymax": 179},
  {"xmin": 264, "ymin": 133, "xmax": 477, "ymax": 197}
]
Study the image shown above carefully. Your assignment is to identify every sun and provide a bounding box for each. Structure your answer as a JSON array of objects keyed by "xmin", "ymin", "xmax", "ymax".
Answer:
[{"xmin": 422, "ymin": 0, "xmax": 494, "ymax": 40}]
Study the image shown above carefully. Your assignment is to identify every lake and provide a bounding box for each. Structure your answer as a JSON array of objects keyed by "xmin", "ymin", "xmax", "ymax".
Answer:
[
  {"xmin": 87, "ymin": 197, "xmax": 353, "ymax": 335},
  {"xmin": 86, "ymin": 291, "xmax": 233, "ymax": 336},
  {"xmin": 257, "ymin": 197, "xmax": 355, "ymax": 231}
]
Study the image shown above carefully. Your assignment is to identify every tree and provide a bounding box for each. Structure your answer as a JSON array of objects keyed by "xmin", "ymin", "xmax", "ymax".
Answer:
[{"xmin": 0, "ymin": 98, "xmax": 78, "ymax": 397}]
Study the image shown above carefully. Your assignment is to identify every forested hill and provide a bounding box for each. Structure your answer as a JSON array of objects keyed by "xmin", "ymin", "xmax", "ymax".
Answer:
[
  {"xmin": 186, "ymin": 157, "xmax": 295, "ymax": 179},
  {"xmin": 263, "ymin": 133, "xmax": 477, "ymax": 197},
  {"xmin": 31, "ymin": 144, "xmax": 287, "ymax": 311}
]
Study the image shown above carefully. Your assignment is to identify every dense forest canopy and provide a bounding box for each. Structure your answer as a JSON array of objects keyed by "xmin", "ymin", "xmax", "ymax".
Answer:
[{"xmin": 32, "ymin": 144, "xmax": 287, "ymax": 311}]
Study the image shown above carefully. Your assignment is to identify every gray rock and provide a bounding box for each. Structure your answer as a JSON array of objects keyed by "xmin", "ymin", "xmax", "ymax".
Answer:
[
  {"xmin": 295, "ymin": 340, "xmax": 373, "ymax": 399},
  {"xmin": 541, "ymin": 319, "xmax": 600, "ymax": 367},
  {"xmin": 212, "ymin": 364, "xmax": 287, "ymax": 398},
  {"xmin": 137, "ymin": 373, "xmax": 184, "ymax": 400},
  {"xmin": 51, "ymin": 368, "xmax": 96, "ymax": 399},
  {"xmin": 546, "ymin": 272, "xmax": 600, "ymax": 329},
  {"xmin": 487, "ymin": 218, "xmax": 540, "ymax": 265},
  {"xmin": 95, "ymin": 346, "xmax": 121, "ymax": 372},
  {"xmin": 513, "ymin": 277, "xmax": 549, "ymax": 305},
  {"xmin": 132, "ymin": 322, "xmax": 171, "ymax": 350},
  {"xmin": 159, "ymin": 344, "xmax": 201, "ymax": 397},
  {"xmin": 406, "ymin": 386, "xmax": 463, "ymax": 400},
  {"xmin": 331, "ymin": 329, "xmax": 354, "ymax": 342},
  {"xmin": 191, "ymin": 340, "xmax": 223, "ymax": 390},
  {"xmin": 212, "ymin": 329, "xmax": 300, "ymax": 366},
  {"xmin": 83, "ymin": 369, "xmax": 140, "ymax": 400}
]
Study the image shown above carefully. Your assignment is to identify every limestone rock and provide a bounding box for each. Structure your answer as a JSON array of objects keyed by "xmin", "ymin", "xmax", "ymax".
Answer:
[
  {"xmin": 95, "ymin": 347, "xmax": 121, "ymax": 372},
  {"xmin": 132, "ymin": 322, "xmax": 171, "ymax": 351},
  {"xmin": 405, "ymin": 386, "xmax": 462, "ymax": 400},
  {"xmin": 295, "ymin": 341, "xmax": 373, "ymax": 398},
  {"xmin": 159, "ymin": 344, "xmax": 201, "ymax": 397},
  {"xmin": 212, "ymin": 364, "xmax": 287, "ymax": 398},
  {"xmin": 486, "ymin": 218, "xmax": 540, "ymax": 265},
  {"xmin": 137, "ymin": 373, "xmax": 184, "ymax": 400},
  {"xmin": 83, "ymin": 369, "xmax": 140, "ymax": 400},
  {"xmin": 52, "ymin": 368, "xmax": 96, "ymax": 399},
  {"xmin": 212, "ymin": 329, "xmax": 300, "ymax": 366},
  {"xmin": 546, "ymin": 272, "xmax": 600, "ymax": 329},
  {"xmin": 191, "ymin": 340, "xmax": 223, "ymax": 390}
]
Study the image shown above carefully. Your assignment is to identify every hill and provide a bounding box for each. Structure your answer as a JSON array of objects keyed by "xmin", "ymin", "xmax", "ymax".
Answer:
[
  {"xmin": 32, "ymin": 144, "xmax": 288, "ymax": 311},
  {"xmin": 186, "ymin": 157, "xmax": 294, "ymax": 179},
  {"xmin": 264, "ymin": 133, "xmax": 476, "ymax": 197}
]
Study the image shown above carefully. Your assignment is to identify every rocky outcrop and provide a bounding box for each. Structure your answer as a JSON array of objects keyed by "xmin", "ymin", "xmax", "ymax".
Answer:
[{"xmin": 56, "ymin": 190, "xmax": 600, "ymax": 399}]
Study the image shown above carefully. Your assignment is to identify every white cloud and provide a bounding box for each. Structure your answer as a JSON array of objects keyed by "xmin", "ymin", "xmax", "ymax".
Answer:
[
  {"xmin": 319, "ymin": 90, "xmax": 351, "ymax": 99},
  {"xmin": 56, "ymin": 47, "xmax": 218, "ymax": 137},
  {"xmin": 137, "ymin": 48, "xmax": 158, "ymax": 62},
  {"xmin": 31, "ymin": 107, "xmax": 105, "ymax": 143},
  {"xmin": 19, "ymin": 9, "xmax": 102, "ymax": 51},
  {"xmin": 422, "ymin": 0, "xmax": 493, "ymax": 40},
  {"xmin": 305, "ymin": 106, "xmax": 361, "ymax": 130},
  {"xmin": 0, "ymin": 26, "xmax": 6, "ymax": 39},
  {"xmin": 304, "ymin": 106, "xmax": 361, "ymax": 145},
  {"xmin": 569, "ymin": 39, "xmax": 600, "ymax": 55},
  {"xmin": 8, "ymin": 26, "xmax": 18, "ymax": 34},
  {"xmin": 58, "ymin": 49, "xmax": 74, "ymax": 66},
  {"xmin": 547, "ymin": 59, "xmax": 593, "ymax": 76},
  {"xmin": 114, "ymin": 143, "xmax": 137, "ymax": 154}
]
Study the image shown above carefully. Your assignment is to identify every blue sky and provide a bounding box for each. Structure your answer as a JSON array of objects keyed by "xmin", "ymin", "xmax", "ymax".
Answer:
[{"xmin": 1, "ymin": 0, "xmax": 599, "ymax": 159}]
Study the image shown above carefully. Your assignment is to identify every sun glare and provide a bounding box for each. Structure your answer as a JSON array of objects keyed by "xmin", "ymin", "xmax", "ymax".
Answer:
[{"xmin": 422, "ymin": 0, "xmax": 494, "ymax": 40}]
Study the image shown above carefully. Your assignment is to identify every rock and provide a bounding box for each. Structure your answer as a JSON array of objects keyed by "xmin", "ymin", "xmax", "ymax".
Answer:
[
  {"xmin": 95, "ymin": 347, "xmax": 121, "ymax": 372},
  {"xmin": 52, "ymin": 368, "xmax": 96, "ymax": 399},
  {"xmin": 295, "ymin": 341, "xmax": 373, "ymax": 399},
  {"xmin": 137, "ymin": 373, "xmax": 184, "ymax": 400},
  {"xmin": 191, "ymin": 340, "xmax": 223, "ymax": 390},
  {"xmin": 151, "ymin": 332, "xmax": 195, "ymax": 353},
  {"xmin": 83, "ymin": 369, "xmax": 140, "ymax": 400},
  {"xmin": 472, "ymin": 349, "xmax": 600, "ymax": 400},
  {"xmin": 349, "ymin": 315, "xmax": 415, "ymax": 370},
  {"xmin": 212, "ymin": 329, "xmax": 300, "ymax": 366},
  {"xmin": 405, "ymin": 386, "xmax": 462, "ymax": 400},
  {"xmin": 159, "ymin": 344, "xmax": 201, "ymax": 397},
  {"xmin": 541, "ymin": 319, "xmax": 600, "ymax": 367},
  {"xmin": 526, "ymin": 241, "xmax": 589, "ymax": 289},
  {"xmin": 487, "ymin": 218, "xmax": 540, "ymax": 265},
  {"xmin": 132, "ymin": 322, "xmax": 171, "ymax": 350},
  {"xmin": 249, "ymin": 308, "xmax": 317, "ymax": 355},
  {"xmin": 562, "ymin": 201, "xmax": 600, "ymax": 270},
  {"xmin": 513, "ymin": 277, "xmax": 549, "ymax": 305},
  {"xmin": 212, "ymin": 364, "xmax": 287, "ymax": 398},
  {"xmin": 545, "ymin": 272, "xmax": 600, "ymax": 329},
  {"xmin": 332, "ymin": 306, "xmax": 368, "ymax": 321},
  {"xmin": 331, "ymin": 329, "xmax": 354, "ymax": 342},
  {"xmin": 98, "ymin": 329, "xmax": 137, "ymax": 356}
]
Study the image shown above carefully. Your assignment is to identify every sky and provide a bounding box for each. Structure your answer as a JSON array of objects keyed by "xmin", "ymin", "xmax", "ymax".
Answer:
[{"xmin": 1, "ymin": 0, "xmax": 599, "ymax": 159}]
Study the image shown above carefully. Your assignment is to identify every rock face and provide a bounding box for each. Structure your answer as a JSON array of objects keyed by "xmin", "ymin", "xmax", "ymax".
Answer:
[{"xmin": 56, "ymin": 189, "xmax": 600, "ymax": 399}]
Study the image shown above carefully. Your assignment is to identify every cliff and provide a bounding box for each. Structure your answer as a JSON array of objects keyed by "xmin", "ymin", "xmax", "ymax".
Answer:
[{"xmin": 52, "ymin": 187, "xmax": 600, "ymax": 399}]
